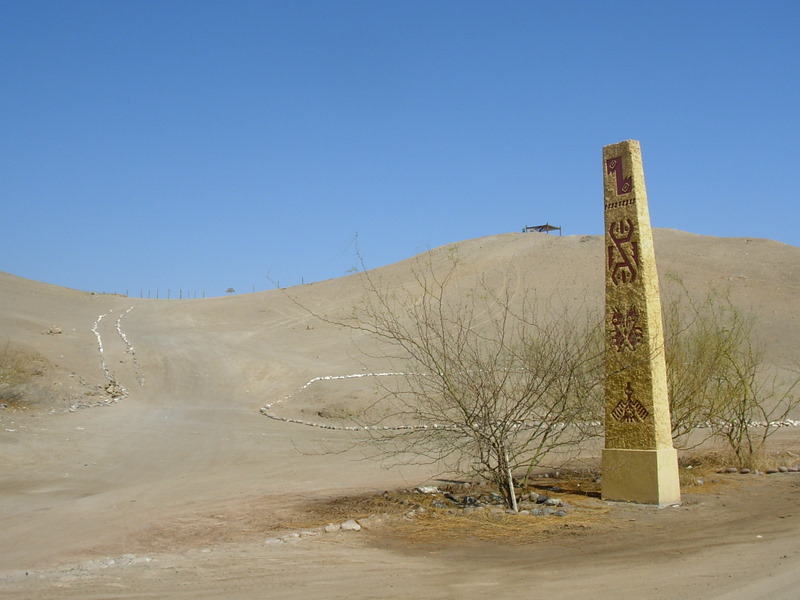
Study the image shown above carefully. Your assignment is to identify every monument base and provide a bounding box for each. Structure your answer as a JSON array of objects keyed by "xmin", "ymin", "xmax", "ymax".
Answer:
[{"xmin": 602, "ymin": 447, "xmax": 681, "ymax": 505}]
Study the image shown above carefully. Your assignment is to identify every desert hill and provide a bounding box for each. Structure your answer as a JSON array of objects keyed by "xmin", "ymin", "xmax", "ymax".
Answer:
[
  {"xmin": 2, "ymin": 229, "xmax": 798, "ymax": 415},
  {"xmin": 1, "ymin": 229, "xmax": 799, "ymax": 598}
]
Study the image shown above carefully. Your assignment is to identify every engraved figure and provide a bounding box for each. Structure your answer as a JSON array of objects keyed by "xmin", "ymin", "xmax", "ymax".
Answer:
[
  {"xmin": 607, "ymin": 219, "xmax": 639, "ymax": 285},
  {"xmin": 606, "ymin": 156, "xmax": 632, "ymax": 195},
  {"xmin": 611, "ymin": 306, "xmax": 644, "ymax": 352},
  {"xmin": 611, "ymin": 382, "xmax": 649, "ymax": 423}
]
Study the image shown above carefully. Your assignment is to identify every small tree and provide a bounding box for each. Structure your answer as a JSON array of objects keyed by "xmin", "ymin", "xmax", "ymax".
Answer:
[
  {"xmin": 663, "ymin": 279, "xmax": 800, "ymax": 466},
  {"xmin": 316, "ymin": 251, "xmax": 604, "ymax": 509},
  {"xmin": 663, "ymin": 283, "xmax": 740, "ymax": 445},
  {"xmin": 706, "ymin": 317, "xmax": 800, "ymax": 469}
]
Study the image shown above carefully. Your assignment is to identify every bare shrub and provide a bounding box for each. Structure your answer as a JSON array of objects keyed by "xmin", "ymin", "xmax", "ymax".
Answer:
[
  {"xmin": 663, "ymin": 278, "xmax": 800, "ymax": 467},
  {"xmin": 298, "ymin": 250, "xmax": 604, "ymax": 509}
]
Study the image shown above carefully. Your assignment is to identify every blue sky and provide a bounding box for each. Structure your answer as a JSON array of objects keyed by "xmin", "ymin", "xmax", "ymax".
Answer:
[{"xmin": 2, "ymin": 1, "xmax": 798, "ymax": 296}]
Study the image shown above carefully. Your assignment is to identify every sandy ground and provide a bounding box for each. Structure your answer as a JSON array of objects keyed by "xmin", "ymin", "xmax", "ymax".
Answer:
[{"xmin": 1, "ymin": 230, "xmax": 799, "ymax": 599}]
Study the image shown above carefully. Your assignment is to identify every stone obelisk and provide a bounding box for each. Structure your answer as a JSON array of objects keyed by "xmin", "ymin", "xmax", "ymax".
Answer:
[{"xmin": 601, "ymin": 140, "xmax": 680, "ymax": 505}]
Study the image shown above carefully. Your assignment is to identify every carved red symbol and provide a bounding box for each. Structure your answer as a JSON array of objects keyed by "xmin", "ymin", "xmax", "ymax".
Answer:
[
  {"xmin": 611, "ymin": 306, "xmax": 643, "ymax": 352},
  {"xmin": 606, "ymin": 156, "xmax": 632, "ymax": 195},
  {"xmin": 607, "ymin": 219, "xmax": 639, "ymax": 285},
  {"xmin": 611, "ymin": 382, "xmax": 649, "ymax": 423}
]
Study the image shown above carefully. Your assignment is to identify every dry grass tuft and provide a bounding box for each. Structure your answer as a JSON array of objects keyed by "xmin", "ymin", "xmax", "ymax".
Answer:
[{"xmin": 0, "ymin": 342, "xmax": 45, "ymax": 407}]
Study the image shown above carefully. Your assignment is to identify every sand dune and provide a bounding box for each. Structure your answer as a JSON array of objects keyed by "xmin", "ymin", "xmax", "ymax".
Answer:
[{"xmin": 1, "ymin": 229, "xmax": 799, "ymax": 599}]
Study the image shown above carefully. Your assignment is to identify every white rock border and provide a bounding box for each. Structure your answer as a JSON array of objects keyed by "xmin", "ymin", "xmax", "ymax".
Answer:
[
  {"xmin": 259, "ymin": 372, "xmax": 800, "ymax": 432},
  {"xmin": 259, "ymin": 372, "xmax": 434, "ymax": 431},
  {"xmin": 63, "ymin": 306, "xmax": 141, "ymax": 412}
]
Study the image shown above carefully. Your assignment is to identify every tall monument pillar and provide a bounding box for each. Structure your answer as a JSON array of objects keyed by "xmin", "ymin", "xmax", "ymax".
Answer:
[{"xmin": 601, "ymin": 140, "xmax": 681, "ymax": 505}]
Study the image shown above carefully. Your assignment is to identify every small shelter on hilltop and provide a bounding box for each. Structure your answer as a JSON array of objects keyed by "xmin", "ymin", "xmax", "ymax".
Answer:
[{"xmin": 522, "ymin": 223, "xmax": 562, "ymax": 235}]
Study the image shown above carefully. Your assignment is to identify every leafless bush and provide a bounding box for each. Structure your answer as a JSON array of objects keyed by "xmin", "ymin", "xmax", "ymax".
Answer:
[
  {"xmin": 304, "ymin": 250, "xmax": 604, "ymax": 509},
  {"xmin": 663, "ymin": 278, "xmax": 800, "ymax": 467}
]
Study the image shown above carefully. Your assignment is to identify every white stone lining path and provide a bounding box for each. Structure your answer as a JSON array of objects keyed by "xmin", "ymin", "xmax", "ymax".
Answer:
[
  {"xmin": 71, "ymin": 306, "xmax": 141, "ymax": 411},
  {"xmin": 90, "ymin": 311, "xmax": 114, "ymax": 385},
  {"xmin": 260, "ymin": 372, "xmax": 594, "ymax": 432},
  {"xmin": 260, "ymin": 372, "xmax": 800, "ymax": 432},
  {"xmin": 259, "ymin": 372, "xmax": 433, "ymax": 431},
  {"xmin": 115, "ymin": 307, "xmax": 144, "ymax": 386}
]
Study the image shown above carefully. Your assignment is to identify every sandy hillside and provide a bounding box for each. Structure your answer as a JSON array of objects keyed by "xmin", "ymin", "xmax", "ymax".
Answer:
[{"xmin": 1, "ymin": 229, "xmax": 799, "ymax": 599}]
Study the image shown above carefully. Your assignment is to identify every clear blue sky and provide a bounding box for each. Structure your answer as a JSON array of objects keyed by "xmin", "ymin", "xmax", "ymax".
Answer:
[{"xmin": 2, "ymin": 1, "xmax": 798, "ymax": 296}]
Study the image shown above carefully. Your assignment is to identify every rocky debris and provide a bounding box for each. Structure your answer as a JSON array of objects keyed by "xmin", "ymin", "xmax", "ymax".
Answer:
[
  {"xmin": 340, "ymin": 519, "xmax": 362, "ymax": 531},
  {"xmin": 265, "ymin": 515, "xmax": 385, "ymax": 546},
  {"xmin": 405, "ymin": 506, "xmax": 427, "ymax": 518},
  {"xmin": 103, "ymin": 380, "xmax": 126, "ymax": 398},
  {"xmin": 717, "ymin": 465, "xmax": 800, "ymax": 475},
  {"xmin": 719, "ymin": 465, "xmax": 800, "ymax": 475},
  {"xmin": 398, "ymin": 486, "xmax": 569, "ymax": 518},
  {"xmin": 298, "ymin": 530, "xmax": 317, "ymax": 538},
  {"xmin": 255, "ymin": 485, "xmax": 577, "ymax": 549},
  {"xmin": 443, "ymin": 491, "xmax": 460, "ymax": 503},
  {"xmin": 0, "ymin": 554, "xmax": 158, "ymax": 583},
  {"xmin": 529, "ymin": 508, "xmax": 561, "ymax": 516},
  {"xmin": 47, "ymin": 325, "xmax": 62, "ymax": 335},
  {"xmin": 81, "ymin": 554, "xmax": 153, "ymax": 570}
]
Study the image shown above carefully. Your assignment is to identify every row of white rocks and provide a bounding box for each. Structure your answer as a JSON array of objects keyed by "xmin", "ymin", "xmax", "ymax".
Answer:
[
  {"xmin": 90, "ymin": 311, "xmax": 116, "ymax": 388},
  {"xmin": 57, "ymin": 307, "xmax": 140, "ymax": 413},
  {"xmin": 115, "ymin": 307, "xmax": 144, "ymax": 385},
  {"xmin": 264, "ymin": 516, "xmax": 381, "ymax": 545},
  {"xmin": 260, "ymin": 372, "xmax": 800, "ymax": 431},
  {"xmin": 260, "ymin": 372, "xmax": 586, "ymax": 432},
  {"xmin": 0, "ymin": 554, "xmax": 155, "ymax": 583},
  {"xmin": 259, "ymin": 373, "xmax": 434, "ymax": 431}
]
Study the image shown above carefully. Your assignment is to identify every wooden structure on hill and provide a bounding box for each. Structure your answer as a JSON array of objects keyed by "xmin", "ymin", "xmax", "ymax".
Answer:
[{"xmin": 522, "ymin": 223, "xmax": 562, "ymax": 235}]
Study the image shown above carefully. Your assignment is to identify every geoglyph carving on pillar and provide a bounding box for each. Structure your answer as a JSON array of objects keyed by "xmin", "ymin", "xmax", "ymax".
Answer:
[{"xmin": 601, "ymin": 140, "xmax": 681, "ymax": 505}]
